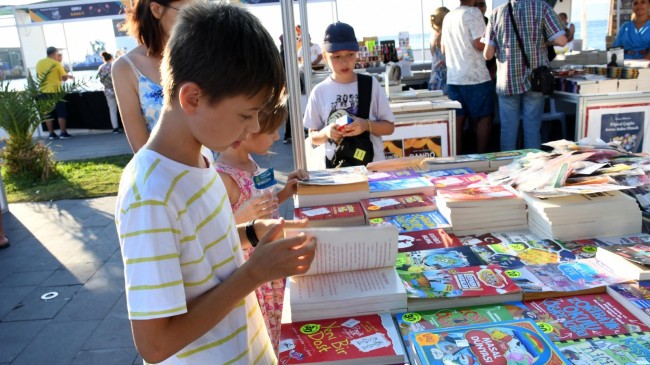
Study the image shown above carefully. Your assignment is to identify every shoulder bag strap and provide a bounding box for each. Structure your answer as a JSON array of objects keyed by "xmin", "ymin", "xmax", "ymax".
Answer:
[
  {"xmin": 508, "ymin": 2, "xmax": 530, "ymax": 69},
  {"xmin": 356, "ymin": 73, "xmax": 372, "ymax": 120}
]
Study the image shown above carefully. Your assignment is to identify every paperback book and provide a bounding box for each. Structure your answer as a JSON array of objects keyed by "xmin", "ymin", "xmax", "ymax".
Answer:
[
  {"xmin": 457, "ymin": 230, "xmax": 541, "ymax": 247},
  {"xmin": 366, "ymin": 169, "xmax": 421, "ymax": 182},
  {"xmin": 368, "ymin": 176, "xmax": 435, "ymax": 198},
  {"xmin": 360, "ymin": 193, "xmax": 436, "ymax": 220},
  {"xmin": 420, "ymin": 154, "xmax": 491, "ymax": 172},
  {"xmin": 555, "ymin": 331, "xmax": 650, "ymax": 365},
  {"xmin": 395, "ymin": 246, "xmax": 485, "ymax": 273},
  {"xmin": 428, "ymin": 173, "xmax": 487, "ymax": 189},
  {"xmin": 369, "ymin": 211, "xmax": 452, "ymax": 233},
  {"xmin": 294, "ymin": 202, "xmax": 365, "ymax": 227},
  {"xmin": 524, "ymin": 294, "xmax": 649, "ymax": 341},
  {"xmin": 596, "ymin": 242, "xmax": 650, "ymax": 280},
  {"xmin": 398, "ymin": 264, "xmax": 522, "ymax": 311},
  {"xmin": 606, "ymin": 281, "xmax": 650, "ymax": 326},
  {"xmin": 284, "ymin": 225, "xmax": 407, "ymax": 321},
  {"xmin": 397, "ymin": 228, "xmax": 462, "ymax": 253},
  {"xmin": 409, "ymin": 319, "xmax": 568, "ymax": 364},
  {"xmin": 418, "ymin": 167, "xmax": 474, "ymax": 181},
  {"xmin": 278, "ymin": 313, "xmax": 407, "ymax": 365},
  {"xmin": 470, "ymin": 239, "xmax": 577, "ymax": 269}
]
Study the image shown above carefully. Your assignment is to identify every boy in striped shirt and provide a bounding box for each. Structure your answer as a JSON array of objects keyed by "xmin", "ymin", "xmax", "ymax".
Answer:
[{"xmin": 114, "ymin": 3, "xmax": 316, "ymax": 364}]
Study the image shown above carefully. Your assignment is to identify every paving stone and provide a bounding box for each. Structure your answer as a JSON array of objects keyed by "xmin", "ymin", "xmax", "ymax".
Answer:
[
  {"xmin": 10, "ymin": 320, "xmax": 100, "ymax": 365},
  {"xmin": 2, "ymin": 285, "xmax": 82, "ymax": 321},
  {"xmin": 41, "ymin": 262, "xmax": 104, "ymax": 286},
  {"xmin": 0, "ymin": 320, "xmax": 50, "ymax": 363},
  {"xmin": 71, "ymin": 348, "xmax": 139, "ymax": 365},
  {"xmin": 0, "ymin": 285, "xmax": 37, "ymax": 320},
  {"xmin": 0, "ymin": 270, "xmax": 54, "ymax": 287},
  {"xmin": 83, "ymin": 293, "xmax": 134, "ymax": 350}
]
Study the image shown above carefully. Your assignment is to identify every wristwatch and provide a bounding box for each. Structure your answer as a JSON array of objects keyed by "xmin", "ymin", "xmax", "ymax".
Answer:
[{"xmin": 246, "ymin": 219, "xmax": 259, "ymax": 247}]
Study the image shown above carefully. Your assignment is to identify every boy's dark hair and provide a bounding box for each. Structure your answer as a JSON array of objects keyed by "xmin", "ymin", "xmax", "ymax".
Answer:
[
  {"xmin": 122, "ymin": 0, "xmax": 174, "ymax": 56},
  {"xmin": 258, "ymin": 104, "xmax": 288, "ymax": 134},
  {"xmin": 101, "ymin": 51, "xmax": 113, "ymax": 62},
  {"xmin": 162, "ymin": 2, "xmax": 286, "ymax": 110}
]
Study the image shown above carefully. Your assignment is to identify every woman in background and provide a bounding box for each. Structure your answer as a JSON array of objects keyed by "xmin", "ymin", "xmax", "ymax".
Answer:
[
  {"xmin": 97, "ymin": 51, "xmax": 121, "ymax": 134},
  {"xmin": 112, "ymin": 0, "xmax": 188, "ymax": 152},
  {"xmin": 613, "ymin": 0, "xmax": 650, "ymax": 60},
  {"xmin": 428, "ymin": 7, "xmax": 450, "ymax": 92}
]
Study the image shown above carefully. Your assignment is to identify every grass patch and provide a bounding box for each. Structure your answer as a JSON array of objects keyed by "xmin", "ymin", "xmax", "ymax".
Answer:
[{"xmin": 3, "ymin": 154, "xmax": 132, "ymax": 203}]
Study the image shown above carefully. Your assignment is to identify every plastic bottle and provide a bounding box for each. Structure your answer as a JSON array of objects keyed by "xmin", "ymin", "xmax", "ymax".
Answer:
[{"xmin": 252, "ymin": 167, "xmax": 278, "ymax": 218}]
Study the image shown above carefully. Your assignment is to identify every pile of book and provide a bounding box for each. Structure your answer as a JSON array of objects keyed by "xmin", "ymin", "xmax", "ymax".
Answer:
[{"xmin": 436, "ymin": 185, "xmax": 528, "ymax": 236}]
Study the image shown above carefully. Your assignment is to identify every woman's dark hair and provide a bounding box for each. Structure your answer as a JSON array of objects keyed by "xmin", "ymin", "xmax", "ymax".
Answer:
[
  {"xmin": 101, "ymin": 51, "xmax": 113, "ymax": 62},
  {"xmin": 121, "ymin": 0, "xmax": 173, "ymax": 56},
  {"xmin": 162, "ymin": 2, "xmax": 286, "ymax": 110}
]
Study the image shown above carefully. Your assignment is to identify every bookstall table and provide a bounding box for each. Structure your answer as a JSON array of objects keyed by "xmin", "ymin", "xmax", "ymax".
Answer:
[{"xmin": 554, "ymin": 90, "xmax": 650, "ymax": 153}]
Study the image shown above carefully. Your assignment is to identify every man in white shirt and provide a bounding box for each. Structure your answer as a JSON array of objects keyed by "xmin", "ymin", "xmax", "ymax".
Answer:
[{"xmin": 442, "ymin": 0, "xmax": 494, "ymax": 154}]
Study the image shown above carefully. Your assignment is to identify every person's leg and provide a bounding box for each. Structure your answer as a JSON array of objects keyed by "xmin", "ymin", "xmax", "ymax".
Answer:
[
  {"xmin": 466, "ymin": 81, "xmax": 494, "ymax": 153},
  {"xmin": 56, "ymin": 101, "xmax": 72, "ymax": 139},
  {"xmin": 498, "ymin": 94, "xmax": 521, "ymax": 151},
  {"xmin": 447, "ymin": 85, "xmax": 466, "ymax": 155},
  {"xmin": 106, "ymin": 92, "xmax": 120, "ymax": 132},
  {"xmin": 0, "ymin": 213, "xmax": 8, "ymax": 249},
  {"xmin": 283, "ymin": 100, "xmax": 292, "ymax": 143},
  {"xmin": 521, "ymin": 91, "xmax": 545, "ymax": 149}
]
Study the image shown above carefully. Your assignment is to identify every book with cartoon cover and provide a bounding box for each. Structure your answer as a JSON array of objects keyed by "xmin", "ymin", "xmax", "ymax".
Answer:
[
  {"xmin": 369, "ymin": 211, "xmax": 451, "ymax": 233},
  {"xmin": 470, "ymin": 239, "xmax": 577, "ymax": 269},
  {"xmin": 606, "ymin": 281, "xmax": 650, "ymax": 326},
  {"xmin": 366, "ymin": 169, "xmax": 421, "ymax": 182},
  {"xmin": 395, "ymin": 246, "xmax": 485, "ymax": 273},
  {"xmin": 278, "ymin": 313, "xmax": 406, "ymax": 364},
  {"xmin": 555, "ymin": 331, "xmax": 650, "ymax": 365},
  {"xmin": 360, "ymin": 193, "xmax": 436, "ymax": 219},
  {"xmin": 429, "ymin": 173, "xmax": 487, "ymax": 189},
  {"xmin": 524, "ymin": 294, "xmax": 649, "ymax": 341},
  {"xmin": 294, "ymin": 202, "xmax": 365, "ymax": 227},
  {"xmin": 398, "ymin": 228, "xmax": 462, "ymax": 253},
  {"xmin": 457, "ymin": 230, "xmax": 541, "ymax": 247},
  {"xmin": 409, "ymin": 318, "xmax": 568, "ymax": 364},
  {"xmin": 368, "ymin": 176, "xmax": 435, "ymax": 198}
]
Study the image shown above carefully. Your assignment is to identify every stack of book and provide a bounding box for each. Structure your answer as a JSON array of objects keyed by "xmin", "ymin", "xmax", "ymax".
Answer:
[
  {"xmin": 294, "ymin": 202, "xmax": 365, "ymax": 227},
  {"xmin": 595, "ymin": 242, "xmax": 650, "ymax": 281},
  {"xmin": 367, "ymin": 169, "xmax": 435, "ymax": 198},
  {"xmin": 360, "ymin": 193, "xmax": 437, "ymax": 222},
  {"xmin": 294, "ymin": 166, "xmax": 369, "ymax": 208},
  {"xmin": 435, "ymin": 185, "xmax": 528, "ymax": 236},
  {"xmin": 607, "ymin": 281, "xmax": 650, "ymax": 326},
  {"xmin": 523, "ymin": 190, "xmax": 642, "ymax": 240}
]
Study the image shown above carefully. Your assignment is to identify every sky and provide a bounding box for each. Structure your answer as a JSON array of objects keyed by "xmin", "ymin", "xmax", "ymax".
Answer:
[{"xmin": 0, "ymin": 0, "xmax": 612, "ymax": 65}]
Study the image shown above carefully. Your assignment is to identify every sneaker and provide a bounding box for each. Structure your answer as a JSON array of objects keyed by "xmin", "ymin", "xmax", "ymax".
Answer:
[
  {"xmin": 283, "ymin": 137, "xmax": 292, "ymax": 144},
  {"xmin": 59, "ymin": 132, "xmax": 72, "ymax": 139},
  {"xmin": 48, "ymin": 132, "xmax": 59, "ymax": 140},
  {"xmin": 112, "ymin": 128, "xmax": 122, "ymax": 134}
]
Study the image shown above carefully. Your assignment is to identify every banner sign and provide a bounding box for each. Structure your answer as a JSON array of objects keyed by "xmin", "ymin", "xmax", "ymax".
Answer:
[{"xmin": 28, "ymin": 1, "xmax": 128, "ymax": 23}]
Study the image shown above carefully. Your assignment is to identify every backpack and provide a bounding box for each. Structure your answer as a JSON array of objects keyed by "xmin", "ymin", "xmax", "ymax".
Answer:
[{"xmin": 326, "ymin": 74, "xmax": 374, "ymax": 168}]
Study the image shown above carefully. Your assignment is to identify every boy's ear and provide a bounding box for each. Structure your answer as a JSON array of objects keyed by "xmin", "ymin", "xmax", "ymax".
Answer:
[{"xmin": 178, "ymin": 82, "xmax": 202, "ymax": 113}]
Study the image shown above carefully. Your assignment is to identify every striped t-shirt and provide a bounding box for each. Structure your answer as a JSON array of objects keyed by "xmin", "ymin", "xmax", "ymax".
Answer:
[{"xmin": 115, "ymin": 149, "xmax": 275, "ymax": 364}]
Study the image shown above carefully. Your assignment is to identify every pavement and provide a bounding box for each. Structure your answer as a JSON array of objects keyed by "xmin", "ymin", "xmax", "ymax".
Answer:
[{"xmin": 0, "ymin": 128, "xmax": 299, "ymax": 364}]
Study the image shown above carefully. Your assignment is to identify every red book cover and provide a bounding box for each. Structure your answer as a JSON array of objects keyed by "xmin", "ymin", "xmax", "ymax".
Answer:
[
  {"xmin": 429, "ymin": 172, "xmax": 487, "ymax": 189},
  {"xmin": 278, "ymin": 313, "xmax": 406, "ymax": 364},
  {"xmin": 398, "ymin": 228, "xmax": 462, "ymax": 253},
  {"xmin": 360, "ymin": 193, "xmax": 436, "ymax": 219},
  {"xmin": 437, "ymin": 185, "xmax": 519, "ymax": 201},
  {"xmin": 524, "ymin": 293, "xmax": 650, "ymax": 341},
  {"xmin": 294, "ymin": 202, "xmax": 364, "ymax": 222}
]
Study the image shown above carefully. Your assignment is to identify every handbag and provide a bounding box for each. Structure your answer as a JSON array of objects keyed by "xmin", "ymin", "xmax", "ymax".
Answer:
[
  {"xmin": 508, "ymin": 2, "xmax": 555, "ymax": 95},
  {"xmin": 327, "ymin": 74, "xmax": 375, "ymax": 168}
]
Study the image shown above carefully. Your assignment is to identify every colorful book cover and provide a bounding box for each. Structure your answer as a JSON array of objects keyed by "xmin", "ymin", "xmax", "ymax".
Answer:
[
  {"xmin": 419, "ymin": 167, "xmax": 475, "ymax": 180},
  {"xmin": 423, "ymin": 154, "xmax": 488, "ymax": 165},
  {"xmin": 278, "ymin": 313, "xmax": 405, "ymax": 364},
  {"xmin": 369, "ymin": 211, "xmax": 451, "ymax": 233},
  {"xmin": 557, "ymin": 230, "xmax": 650, "ymax": 259},
  {"xmin": 457, "ymin": 230, "xmax": 541, "ymax": 247},
  {"xmin": 360, "ymin": 193, "xmax": 436, "ymax": 218},
  {"xmin": 524, "ymin": 294, "xmax": 650, "ymax": 341},
  {"xmin": 470, "ymin": 239, "xmax": 576, "ymax": 269},
  {"xmin": 368, "ymin": 176, "xmax": 434, "ymax": 195},
  {"xmin": 398, "ymin": 264, "xmax": 521, "ymax": 299},
  {"xmin": 300, "ymin": 165, "xmax": 368, "ymax": 185},
  {"xmin": 600, "ymin": 242, "xmax": 650, "ymax": 267},
  {"xmin": 294, "ymin": 202, "xmax": 364, "ymax": 222},
  {"xmin": 367, "ymin": 169, "xmax": 421, "ymax": 182},
  {"xmin": 409, "ymin": 319, "xmax": 568, "ymax": 364},
  {"xmin": 555, "ymin": 332, "xmax": 650, "ymax": 365},
  {"xmin": 607, "ymin": 281, "xmax": 650, "ymax": 317},
  {"xmin": 481, "ymin": 149, "xmax": 542, "ymax": 161},
  {"xmin": 523, "ymin": 259, "xmax": 629, "ymax": 293},
  {"xmin": 395, "ymin": 246, "xmax": 485, "ymax": 273},
  {"xmin": 429, "ymin": 173, "xmax": 488, "ymax": 189},
  {"xmin": 555, "ymin": 238, "xmax": 601, "ymax": 259},
  {"xmin": 503, "ymin": 266, "xmax": 554, "ymax": 293},
  {"xmin": 594, "ymin": 232, "xmax": 650, "ymax": 246},
  {"xmin": 398, "ymin": 228, "xmax": 462, "ymax": 253},
  {"xmin": 436, "ymin": 185, "xmax": 519, "ymax": 202}
]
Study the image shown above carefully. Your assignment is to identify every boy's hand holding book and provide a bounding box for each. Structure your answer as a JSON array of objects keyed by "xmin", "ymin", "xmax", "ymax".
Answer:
[{"xmin": 245, "ymin": 218, "xmax": 317, "ymax": 282}]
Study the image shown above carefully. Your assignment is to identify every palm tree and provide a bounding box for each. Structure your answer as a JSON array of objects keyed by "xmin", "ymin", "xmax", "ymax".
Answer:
[{"xmin": 0, "ymin": 69, "xmax": 80, "ymax": 181}]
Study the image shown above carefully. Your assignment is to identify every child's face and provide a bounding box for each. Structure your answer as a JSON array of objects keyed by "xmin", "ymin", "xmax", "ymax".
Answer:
[
  {"xmin": 245, "ymin": 129, "xmax": 280, "ymax": 155},
  {"xmin": 324, "ymin": 50, "xmax": 358, "ymax": 79},
  {"xmin": 190, "ymin": 91, "xmax": 268, "ymax": 152}
]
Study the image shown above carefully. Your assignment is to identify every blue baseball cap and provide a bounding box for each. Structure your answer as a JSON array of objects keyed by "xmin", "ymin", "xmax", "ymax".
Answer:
[{"xmin": 323, "ymin": 22, "xmax": 359, "ymax": 53}]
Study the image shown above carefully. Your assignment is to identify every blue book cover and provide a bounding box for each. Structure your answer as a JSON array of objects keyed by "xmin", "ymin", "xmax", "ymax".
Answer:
[
  {"xmin": 555, "ymin": 331, "xmax": 650, "ymax": 364},
  {"xmin": 369, "ymin": 211, "xmax": 451, "ymax": 233},
  {"xmin": 396, "ymin": 246, "xmax": 485, "ymax": 273},
  {"xmin": 409, "ymin": 318, "xmax": 568, "ymax": 364},
  {"xmin": 419, "ymin": 167, "xmax": 475, "ymax": 180},
  {"xmin": 369, "ymin": 176, "xmax": 434, "ymax": 195}
]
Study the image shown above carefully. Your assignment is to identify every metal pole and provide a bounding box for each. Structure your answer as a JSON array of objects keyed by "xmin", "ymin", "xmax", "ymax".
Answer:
[
  {"xmin": 420, "ymin": 0, "xmax": 426, "ymax": 62},
  {"xmin": 581, "ymin": 0, "xmax": 587, "ymax": 49},
  {"xmin": 616, "ymin": 0, "xmax": 621, "ymax": 35},
  {"xmin": 280, "ymin": 0, "xmax": 306, "ymax": 170},
  {"xmin": 299, "ymin": 0, "xmax": 312, "ymax": 98}
]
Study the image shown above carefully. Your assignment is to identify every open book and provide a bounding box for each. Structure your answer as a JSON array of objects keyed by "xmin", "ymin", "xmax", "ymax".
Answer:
[{"xmin": 283, "ymin": 225, "xmax": 406, "ymax": 322}]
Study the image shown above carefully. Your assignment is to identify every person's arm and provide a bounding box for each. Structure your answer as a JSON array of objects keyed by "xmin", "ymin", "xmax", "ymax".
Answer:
[
  {"xmin": 341, "ymin": 118, "xmax": 394, "ymax": 137},
  {"xmin": 312, "ymin": 54, "xmax": 323, "ymax": 66},
  {"xmin": 567, "ymin": 23, "xmax": 575, "ymax": 43},
  {"xmin": 132, "ymin": 221, "xmax": 315, "ymax": 363},
  {"xmin": 277, "ymin": 169, "xmax": 309, "ymax": 204},
  {"xmin": 112, "ymin": 57, "xmax": 151, "ymax": 153},
  {"xmin": 473, "ymin": 37, "xmax": 486, "ymax": 52},
  {"xmin": 484, "ymin": 44, "xmax": 496, "ymax": 61},
  {"xmin": 308, "ymin": 124, "xmax": 342, "ymax": 145}
]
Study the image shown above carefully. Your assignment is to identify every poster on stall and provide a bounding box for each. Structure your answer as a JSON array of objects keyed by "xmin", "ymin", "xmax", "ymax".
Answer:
[
  {"xmin": 382, "ymin": 120, "xmax": 449, "ymax": 159},
  {"xmin": 584, "ymin": 103, "xmax": 650, "ymax": 153}
]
